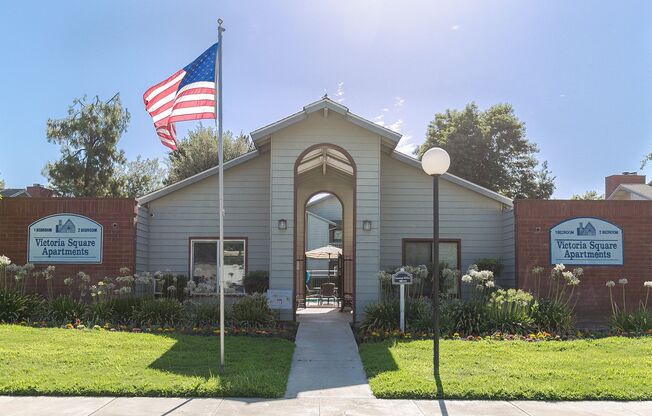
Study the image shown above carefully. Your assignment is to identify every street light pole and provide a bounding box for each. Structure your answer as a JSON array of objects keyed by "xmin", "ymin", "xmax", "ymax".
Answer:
[
  {"xmin": 432, "ymin": 173, "xmax": 440, "ymax": 376},
  {"xmin": 420, "ymin": 147, "xmax": 450, "ymax": 379}
]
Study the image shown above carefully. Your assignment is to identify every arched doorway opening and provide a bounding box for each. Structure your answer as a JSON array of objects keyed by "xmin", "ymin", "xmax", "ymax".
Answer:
[{"xmin": 293, "ymin": 144, "xmax": 356, "ymax": 320}]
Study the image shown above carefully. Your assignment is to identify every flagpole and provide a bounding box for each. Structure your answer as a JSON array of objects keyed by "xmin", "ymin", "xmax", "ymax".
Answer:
[{"xmin": 216, "ymin": 18, "xmax": 225, "ymax": 372}]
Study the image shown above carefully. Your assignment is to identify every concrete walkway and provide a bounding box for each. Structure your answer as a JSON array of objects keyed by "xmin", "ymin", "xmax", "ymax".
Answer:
[
  {"xmin": 1, "ymin": 396, "xmax": 651, "ymax": 416},
  {"xmin": 284, "ymin": 308, "xmax": 373, "ymax": 398}
]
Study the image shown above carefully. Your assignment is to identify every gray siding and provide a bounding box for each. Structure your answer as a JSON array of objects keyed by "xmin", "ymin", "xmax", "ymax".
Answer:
[
  {"xmin": 379, "ymin": 152, "xmax": 509, "ymax": 292},
  {"xmin": 135, "ymin": 205, "xmax": 149, "ymax": 273},
  {"xmin": 306, "ymin": 212, "xmax": 330, "ymax": 271},
  {"xmin": 307, "ymin": 196, "xmax": 342, "ymax": 221},
  {"xmin": 270, "ymin": 111, "xmax": 381, "ymax": 316},
  {"xmin": 145, "ymin": 152, "xmax": 271, "ymax": 275},
  {"xmin": 501, "ymin": 208, "xmax": 516, "ymax": 288}
]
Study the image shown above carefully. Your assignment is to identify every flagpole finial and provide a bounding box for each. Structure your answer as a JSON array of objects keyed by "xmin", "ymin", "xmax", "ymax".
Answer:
[{"xmin": 218, "ymin": 18, "xmax": 225, "ymax": 31}]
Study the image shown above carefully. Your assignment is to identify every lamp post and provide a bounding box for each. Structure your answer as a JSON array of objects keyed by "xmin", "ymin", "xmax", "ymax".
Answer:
[{"xmin": 421, "ymin": 147, "xmax": 450, "ymax": 377}]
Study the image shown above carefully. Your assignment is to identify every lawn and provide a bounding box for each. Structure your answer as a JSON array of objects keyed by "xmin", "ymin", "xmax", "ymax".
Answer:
[
  {"xmin": 359, "ymin": 337, "xmax": 652, "ymax": 400},
  {"xmin": 0, "ymin": 325, "xmax": 294, "ymax": 397}
]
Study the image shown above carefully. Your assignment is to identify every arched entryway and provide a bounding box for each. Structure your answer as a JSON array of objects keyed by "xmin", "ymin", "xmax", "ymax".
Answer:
[{"xmin": 293, "ymin": 144, "xmax": 356, "ymax": 320}]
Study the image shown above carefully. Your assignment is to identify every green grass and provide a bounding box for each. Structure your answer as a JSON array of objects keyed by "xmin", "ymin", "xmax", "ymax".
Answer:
[
  {"xmin": 359, "ymin": 337, "xmax": 652, "ymax": 400},
  {"xmin": 0, "ymin": 325, "xmax": 294, "ymax": 397}
]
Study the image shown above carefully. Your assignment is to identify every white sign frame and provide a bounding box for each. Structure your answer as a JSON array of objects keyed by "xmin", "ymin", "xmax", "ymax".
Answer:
[
  {"xmin": 27, "ymin": 213, "xmax": 103, "ymax": 264},
  {"xmin": 267, "ymin": 289, "xmax": 293, "ymax": 310},
  {"xmin": 549, "ymin": 217, "xmax": 623, "ymax": 266}
]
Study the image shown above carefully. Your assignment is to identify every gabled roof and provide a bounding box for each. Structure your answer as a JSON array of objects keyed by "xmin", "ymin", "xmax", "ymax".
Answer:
[
  {"xmin": 0, "ymin": 188, "xmax": 28, "ymax": 197},
  {"xmin": 306, "ymin": 211, "xmax": 337, "ymax": 226},
  {"xmin": 607, "ymin": 183, "xmax": 652, "ymax": 200},
  {"xmin": 138, "ymin": 150, "xmax": 260, "ymax": 204},
  {"xmin": 250, "ymin": 97, "xmax": 402, "ymax": 148},
  {"xmin": 390, "ymin": 151, "xmax": 513, "ymax": 207}
]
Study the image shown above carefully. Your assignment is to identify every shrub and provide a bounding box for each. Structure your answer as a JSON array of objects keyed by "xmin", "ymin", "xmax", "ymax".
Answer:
[
  {"xmin": 0, "ymin": 290, "xmax": 43, "ymax": 323},
  {"xmin": 611, "ymin": 308, "xmax": 652, "ymax": 334},
  {"xmin": 186, "ymin": 301, "xmax": 228, "ymax": 326},
  {"xmin": 532, "ymin": 298, "xmax": 575, "ymax": 334},
  {"xmin": 475, "ymin": 258, "xmax": 503, "ymax": 278},
  {"xmin": 47, "ymin": 296, "xmax": 87, "ymax": 325},
  {"xmin": 85, "ymin": 300, "xmax": 116, "ymax": 325},
  {"xmin": 231, "ymin": 294, "xmax": 275, "ymax": 327},
  {"xmin": 243, "ymin": 270, "xmax": 269, "ymax": 294},
  {"xmin": 360, "ymin": 298, "xmax": 432, "ymax": 332},
  {"xmin": 486, "ymin": 289, "xmax": 534, "ymax": 334},
  {"xmin": 158, "ymin": 273, "xmax": 188, "ymax": 302},
  {"xmin": 111, "ymin": 297, "xmax": 142, "ymax": 325},
  {"xmin": 440, "ymin": 299, "xmax": 488, "ymax": 335},
  {"xmin": 132, "ymin": 298, "xmax": 184, "ymax": 326}
]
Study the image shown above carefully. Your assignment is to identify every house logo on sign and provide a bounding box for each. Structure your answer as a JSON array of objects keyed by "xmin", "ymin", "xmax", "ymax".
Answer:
[
  {"xmin": 576, "ymin": 222, "xmax": 596, "ymax": 236},
  {"xmin": 56, "ymin": 219, "xmax": 76, "ymax": 233}
]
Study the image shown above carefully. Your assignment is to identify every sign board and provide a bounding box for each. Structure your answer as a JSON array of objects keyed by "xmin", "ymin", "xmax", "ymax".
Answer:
[
  {"xmin": 550, "ymin": 217, "xmax": 623, "ymax": 266},
  {"xmin": 267, "ymin": 289, "xmax": 293, "ymax": 309},
  {"xmin": 28, "ymin": 214, "xmax": 103, "ymax": 264},
  {"xmin": 392, "ymin": 268, "xmax": 413, "ymax": 285}
]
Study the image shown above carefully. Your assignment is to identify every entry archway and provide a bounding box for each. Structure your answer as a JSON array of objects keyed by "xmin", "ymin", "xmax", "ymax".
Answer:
[{"xmin": 293, "ymin": 144, "xmax": 356, "ymax": 320}]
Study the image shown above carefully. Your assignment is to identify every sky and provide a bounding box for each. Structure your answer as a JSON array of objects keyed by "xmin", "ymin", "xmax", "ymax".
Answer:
[{"xmin": 1, "ymin": 0, "xmax": 651, "ymax": 198}]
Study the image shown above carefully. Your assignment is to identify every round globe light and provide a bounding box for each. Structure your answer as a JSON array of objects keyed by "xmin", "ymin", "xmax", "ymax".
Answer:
[{"xmin": 421, "ymin": 147, "xmax": 451, "ymax": 176}]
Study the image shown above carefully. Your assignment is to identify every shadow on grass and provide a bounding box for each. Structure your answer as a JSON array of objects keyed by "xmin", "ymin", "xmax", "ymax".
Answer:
[
  {"xmin": 361, "ymin": 339, "xmax": 447, "ymax": 409},
  {"xmin": 147, "ymin": 333, "xmax": 220, "ymax": 379}
]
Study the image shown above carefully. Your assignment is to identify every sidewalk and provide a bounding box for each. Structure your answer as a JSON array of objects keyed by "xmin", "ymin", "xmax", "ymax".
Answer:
[
  {"xmin": 1, "ymin": 396, "xmax": 651, "ymax": 416},
  {"xmin": 284, "ymin": 308, "xmax": 373, "ymax": 398}
]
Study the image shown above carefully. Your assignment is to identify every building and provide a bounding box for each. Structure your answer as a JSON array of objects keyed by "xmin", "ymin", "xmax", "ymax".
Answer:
[
  {"xmin": 605, "ymin": 173, "xmax": 652, "ymax": 200},
  {"xmin": 0, "ymin": 184, "xmax": 54, "ymax": 198},
  {"xmin": 136, "ymin": 97, "xmax": 514, "ymax": 320}
]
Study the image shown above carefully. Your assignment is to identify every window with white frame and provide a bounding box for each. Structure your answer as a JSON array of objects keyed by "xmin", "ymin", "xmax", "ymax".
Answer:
[
  {"xmin": 190, "ymin": 238, "xmax": 246, "ymax": 295},
  {"xmin": 403, "ymin": 239, "xmax": 460, "ymax": 296}
]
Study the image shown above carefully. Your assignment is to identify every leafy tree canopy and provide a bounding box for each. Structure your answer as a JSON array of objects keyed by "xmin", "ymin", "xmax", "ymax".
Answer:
[
  {"xmin": 165, "ymin": 124, "xmax": 254, "ymax": 185},
  {"xmin": 570, "ymin": 190, "xmax": 602, "ymax": 200},
  {"xmin": 117, "ymin": 156, "xmax": 166, "ymax": 198},
  {"xmin": 44, "ymin": 95, "xmax": 130, "ymax": 197},
  {"xmin": 416, "ymin": 103, "xmax": 555, "ymax": 199}
]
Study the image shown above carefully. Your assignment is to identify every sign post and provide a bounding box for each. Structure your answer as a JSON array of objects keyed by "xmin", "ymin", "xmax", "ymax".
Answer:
[{"xmin": 392, "ymin": 268, "xmax": 413, "ymax": 332}]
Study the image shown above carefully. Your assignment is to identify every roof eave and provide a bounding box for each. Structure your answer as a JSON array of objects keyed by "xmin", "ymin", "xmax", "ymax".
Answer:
[
  {"xmin": 137, "ymin": 150, "xmax": 260, "ymax": 204},
  {"xmin": 390, "ymin": 151, "xmax": 513, "ymax": 207}
]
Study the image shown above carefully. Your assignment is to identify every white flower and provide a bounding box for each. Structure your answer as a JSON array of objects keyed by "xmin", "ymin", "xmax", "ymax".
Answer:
[
  {"xmin": 63, "ymin": 277, "xmax": 73, "ymax": 286},
  {"xmin": 0, "ymin": 255, "xmax": 11, "ymax": 266},
  {"xmin": 568, "ymin": 276, "xmax": 580, "ymax": 286},
  {"xmin": 562, "ymin": 271, "xmax": 574, "ymax": 281},
  {"xmin": 461, "ymin": 274, "xmax": 473, "ymax": 283},
  {"xmin": 606, "ymin": 280, "xmax": 615, "ymax": 287},
  {"xmin": 618, "ymin": 278, "xmax": 628, "ymax": 285},
  {"xmin": 644, "ymin": 281, "xmax": 652, "ymax": 288},
  {"xmin": 554, "ymin": 264, "xmax": 565, "ymax": 272},
  {"xmin": 485, "ymin": 280, "xmax": 495, "ymax": 288},
  {"xmin": 23, "ymin": 263, "xmax": 35, "ymax": 271},
  {"xmin": 119, "ymin": 267, "xmax": 130, "ymax": 275},
  {"xmin": 167, "ymin": 285, "xmax": 177, "ymax": 292}
]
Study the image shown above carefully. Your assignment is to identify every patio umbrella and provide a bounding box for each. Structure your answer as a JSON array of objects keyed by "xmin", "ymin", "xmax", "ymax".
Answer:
[{"xmin": 304, "ymin": 245, "xmax": 342, "ymax": 259}]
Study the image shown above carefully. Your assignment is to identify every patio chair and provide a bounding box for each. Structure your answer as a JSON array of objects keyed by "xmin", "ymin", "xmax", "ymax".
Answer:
[
  {"xmin": 305, "ymin": 284, "xmax": 320, "ymax": 306},
  {"xmin": 319, "ymin": 282, "xmax": 337, "ymax": 306}
]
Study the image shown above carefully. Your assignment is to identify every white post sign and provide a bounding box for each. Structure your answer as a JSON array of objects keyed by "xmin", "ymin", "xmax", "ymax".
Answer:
[
  {"xmin": 550, "ymin": 217, "xmax": 623, "ymax": 266},
  {"xmin": 28, "ymin": 214, "xmax": 103, "ymax": 264},
  {"xmin": 392, "ymin": 268, "xmax": 413, "ymax": 332}
]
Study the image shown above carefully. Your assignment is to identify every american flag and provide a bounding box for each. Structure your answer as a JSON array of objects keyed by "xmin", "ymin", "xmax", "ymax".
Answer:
[{"xmin": 143, "ymin": 43, "xmax": 218, "ymax": 150}]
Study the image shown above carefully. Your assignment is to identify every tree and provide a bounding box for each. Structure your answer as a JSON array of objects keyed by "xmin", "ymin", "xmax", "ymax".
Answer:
[
  {"xmin": 44, "ymin": 95, "xmax": 130, "ymax": 197},
  {"xmin": 165, "ymin": 124, "xmax": 254, "ymax": 185},
  {"xmin": 117, "ymin": 156, "xmax": 166, "ymax": 198},
  {"xmin": 571, "ymin": 190, "xmax": 602, "ymax": 200},
  {"xmin": 416, "ymin": 103, "xmax": 555, "ymax": 199}
]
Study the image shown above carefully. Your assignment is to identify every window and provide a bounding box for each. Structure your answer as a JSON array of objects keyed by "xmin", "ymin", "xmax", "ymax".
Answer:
[
  {"xmin": 403, "ymin": 239, "xmax": 460, "ymax": 295},
  {"xmin": 190, "ymin": 238, "xmax": 246, "ymax": 295}
]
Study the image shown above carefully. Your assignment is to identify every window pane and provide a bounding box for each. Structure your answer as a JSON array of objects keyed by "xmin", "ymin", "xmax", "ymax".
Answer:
[
  {"xmin": 404, "ymin": 241, "xmax": 431, "ymax": 266},
  {"xmin": 223, "ymin": 240, "xmax": 245, "ymax": 294},
  {"xmin": 192, "ymin": 241, "xmax": 217, "ymax": 284},
  {"xmin": 191, "ymin": 239, "xmax": 246, "ymax": 295},
  {"xmin": 404, "ymin": 240, "xmax": 460, "ymax": 296}
]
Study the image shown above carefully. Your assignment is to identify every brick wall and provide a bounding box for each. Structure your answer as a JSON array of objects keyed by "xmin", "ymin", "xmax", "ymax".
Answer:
[
  {"xmin": 515, "ymin": 200, "xmax": 652, "ymax": 325},
  {"xmin": 0, "ymin": 198, "xmax": 137, "ymax": 295}
]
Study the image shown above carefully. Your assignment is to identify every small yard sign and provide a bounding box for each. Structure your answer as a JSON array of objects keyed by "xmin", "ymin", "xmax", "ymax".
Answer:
[
  {"xmin": 392, "ymin": 268, "xmax": 413, "ymax": 285},
  {"xmin": 28, "ymin": 214, "xmax": 103, "ymax": 264},
  {"xmin": 550, "ymin": 217, "xmax": 623, "ymax": 266},
  {"xmin": 267, "ymin": 289, "xmax": 292, "ymax": 309}
]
